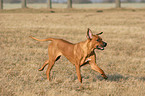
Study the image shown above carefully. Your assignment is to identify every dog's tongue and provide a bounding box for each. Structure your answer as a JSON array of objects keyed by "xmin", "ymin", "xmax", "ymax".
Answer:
[{"xmin": 98, "ymin": 46, "xmax": 104, "ymax": 50}]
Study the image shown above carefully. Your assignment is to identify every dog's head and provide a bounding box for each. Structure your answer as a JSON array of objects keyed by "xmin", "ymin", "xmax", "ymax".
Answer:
[{"xmin": 87, "ymin": 28, "xmax": 107, "ymax": 50}]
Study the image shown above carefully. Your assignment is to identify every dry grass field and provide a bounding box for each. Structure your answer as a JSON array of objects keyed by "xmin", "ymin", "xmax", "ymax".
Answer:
[{"xmin": 0, "ymin": 8, "xmax": 145, "ymax": 96}]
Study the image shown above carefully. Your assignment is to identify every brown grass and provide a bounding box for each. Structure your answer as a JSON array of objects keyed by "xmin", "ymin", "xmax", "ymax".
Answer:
[{"xmin": 0, "ymin": 8, "xmax": 145, "ymax": 96}]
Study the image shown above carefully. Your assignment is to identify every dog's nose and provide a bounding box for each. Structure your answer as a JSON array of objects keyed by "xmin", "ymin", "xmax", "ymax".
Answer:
[{"xmin": 103, "ymin": 42, "xmax": 107, "ymax": 47}]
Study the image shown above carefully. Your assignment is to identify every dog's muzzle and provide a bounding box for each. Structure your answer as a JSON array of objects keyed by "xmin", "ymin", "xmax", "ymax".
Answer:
[{"xmin": 96, "ymin": 42, "xmax": 107, "ymax": 50}]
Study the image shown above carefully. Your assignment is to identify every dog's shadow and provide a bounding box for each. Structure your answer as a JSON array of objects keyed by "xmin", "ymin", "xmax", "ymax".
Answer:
[
  {"xmin": 95, "ymin": 74, "xmax": 129, "ymax": 82},
  {"xmin": 95, "ymin": 74, "xmax": 145, "ymax": 82}
]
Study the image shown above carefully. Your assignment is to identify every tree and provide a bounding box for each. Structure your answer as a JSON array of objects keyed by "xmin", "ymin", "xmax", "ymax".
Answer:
[
  {"xmin": 47, "ymin": 0, "xmax": 52, "ymax": 9},
  {"xmin": 115, "ymin": 0, "xmax": 121, "ymax": 8},
  {"xmin": 22, "ymin": 0, "xmax": 27, "ymax": 8},
  {"xmin": 67, "ymin": 0, "xmax": 72, "ymax": 8},
  {"xmin": 0, "ymin": 0, "xmax": 3, "ymax": 9}
]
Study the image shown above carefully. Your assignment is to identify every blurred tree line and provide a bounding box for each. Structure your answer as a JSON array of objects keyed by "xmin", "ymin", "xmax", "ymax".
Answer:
[{"xmin": 3, "ymin": 0, "xmax": 145, "ymax": 3}]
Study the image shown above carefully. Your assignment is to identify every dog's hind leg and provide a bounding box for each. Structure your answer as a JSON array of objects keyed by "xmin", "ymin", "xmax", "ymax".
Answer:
[
  {"xmin": 38, "ymin": 60, "xmax": 49, "ymax": 71},
  {"xmin": 46, "ymin": 59, "xmax": 55, "ymax": 81}
]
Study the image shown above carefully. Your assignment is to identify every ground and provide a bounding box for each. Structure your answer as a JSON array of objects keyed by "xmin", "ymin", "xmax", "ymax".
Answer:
[{"xmin": 0, "ymin": 7, "xmax": 145, "ymax": 96}]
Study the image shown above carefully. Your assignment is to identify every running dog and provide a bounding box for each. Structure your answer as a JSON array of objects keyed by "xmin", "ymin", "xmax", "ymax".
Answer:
[{"xmin": 30, "ymin": 28, "xmax": 108, "ymax": 83}]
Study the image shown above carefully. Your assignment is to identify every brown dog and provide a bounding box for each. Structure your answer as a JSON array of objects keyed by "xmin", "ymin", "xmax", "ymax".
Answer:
[{"xmin": 30, "ymin": 28, "xmax": 108, "ymax": 83}]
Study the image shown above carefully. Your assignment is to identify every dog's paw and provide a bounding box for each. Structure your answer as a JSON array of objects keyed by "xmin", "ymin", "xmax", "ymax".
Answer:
[
  {"xmin": 38, "ymin": 68, "xmax": 44, "ymax": 71},
  {"xmin": 101, "ymin": 74, "xmax": 108, "ymax": 80},
  {"xmin": 103, "ymin": 76, "xmax": 108, "ymax": 80}
]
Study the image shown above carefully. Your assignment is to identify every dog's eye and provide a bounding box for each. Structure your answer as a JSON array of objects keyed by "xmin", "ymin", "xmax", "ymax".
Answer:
[{"xmin": 96, "ymin": 39, "xmax": 100, "ymax": 42}]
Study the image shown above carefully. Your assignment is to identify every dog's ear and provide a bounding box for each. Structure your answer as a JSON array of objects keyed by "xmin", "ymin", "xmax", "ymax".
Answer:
[
  {"xmin": 96, "ymin": 32, "xmax": 103, "ymax": 35},
  {"xmin": 87, "ymin": 28, "xmax": 93, "ymax": 39}
]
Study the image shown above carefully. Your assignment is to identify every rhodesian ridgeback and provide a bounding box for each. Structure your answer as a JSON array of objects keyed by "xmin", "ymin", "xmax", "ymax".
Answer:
[{"xmin": 30, "ymin": 28, "xmax": 108, "ymax": 84}]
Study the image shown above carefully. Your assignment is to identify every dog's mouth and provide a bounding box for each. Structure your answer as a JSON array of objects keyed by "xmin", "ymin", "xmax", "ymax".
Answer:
[
  {"xmin": 96, "ymin": 46, "xmax": 104, "ymax": 50},
  {"xmin": 96, "ymin": 42, "xmax": 107, "ymax": 50}
]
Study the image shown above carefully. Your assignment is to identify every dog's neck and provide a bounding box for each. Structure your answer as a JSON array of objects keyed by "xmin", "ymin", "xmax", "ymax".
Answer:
[{"xmin": 79, "ymin": 39, "xmax": 94, "ymax": 56}]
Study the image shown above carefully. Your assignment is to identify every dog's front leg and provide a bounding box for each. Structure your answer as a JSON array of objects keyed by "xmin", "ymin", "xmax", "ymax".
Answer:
[
  {"xmin": 90, "ymin": 63, "xmax": 108, "ymax": 79},
  {"xmin": 75, "ymin": 64, "xmax": 82, "ymax": 83},
  {"xmin": 89, "ymin": 52, "xmax": 108, "ymax": 80}
]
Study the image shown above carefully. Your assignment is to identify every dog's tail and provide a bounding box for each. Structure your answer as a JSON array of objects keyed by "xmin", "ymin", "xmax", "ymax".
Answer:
[{"xmin": 29, "ymin": 36, "xmax": 54, "ymax": 41}]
